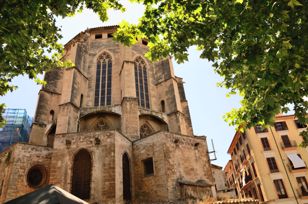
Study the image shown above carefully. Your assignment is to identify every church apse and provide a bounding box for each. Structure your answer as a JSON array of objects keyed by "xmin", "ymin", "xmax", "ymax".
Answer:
[{"xmin": 0, "ymin": 26, "xmax": 214, "ymax": 204}]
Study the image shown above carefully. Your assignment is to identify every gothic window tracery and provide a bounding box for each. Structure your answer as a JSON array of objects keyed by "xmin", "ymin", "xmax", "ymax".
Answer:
[
  {"xmin": 95, "ymin": 52, "xmax": 112, "ymax": 106},
  {"xmin": 134, "ymin": 57, "xmax": 150, "ymax": 109},
  {"xmin": 27, "ymin": 165, "xmax": 48, "ymax": 188}
]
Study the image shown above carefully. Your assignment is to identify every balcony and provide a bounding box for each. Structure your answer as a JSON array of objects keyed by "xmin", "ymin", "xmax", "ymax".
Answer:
[
  {"xmin": 244, "ymin": 174, "xmax": 253, "ymax": 184},
  {"xmin": 240, "ymin": 176, "xmax": 254, "ymax": 191},
  {"xmin": 281, "ymin": 140, "xmax": 297, "ymax": 150}
]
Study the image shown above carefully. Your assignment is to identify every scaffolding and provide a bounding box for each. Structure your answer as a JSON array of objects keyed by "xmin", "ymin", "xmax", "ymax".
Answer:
[{"xmin": 0, "ymin": 108, "xmax": 32, "ymax": 152}]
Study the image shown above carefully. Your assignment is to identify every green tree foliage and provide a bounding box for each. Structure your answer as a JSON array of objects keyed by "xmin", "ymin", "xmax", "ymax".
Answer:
[
  {"xmin": 115, "ymin": 0, "xmax": 308, "ymax": 142},
  {"xmin": 1, "ymin": 1, "xmax": 307, "ymax": 143},
  {"xmin": 0, "ymin": 0, "xmax": 123, "ymax": 123}
]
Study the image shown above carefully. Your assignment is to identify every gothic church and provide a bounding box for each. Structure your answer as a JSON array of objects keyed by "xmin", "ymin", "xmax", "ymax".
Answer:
[{"xmin": 0, "ymin": 26, "xmax": 214, "ymax": 204}]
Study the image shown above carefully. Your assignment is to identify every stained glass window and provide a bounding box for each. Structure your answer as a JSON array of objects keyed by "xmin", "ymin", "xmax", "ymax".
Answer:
[
  {"xmin": 95, "ymin": 53, "xmax": 112, "ymax": 106},
  {"xmin": 134, "ymin": 57, "xmax": 150, "ymax": 109}
]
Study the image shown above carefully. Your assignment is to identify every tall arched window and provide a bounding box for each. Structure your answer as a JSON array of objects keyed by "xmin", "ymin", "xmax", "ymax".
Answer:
[
  {"xmin": 134, "ymin": 57, "xmax": 150, "ymax": 109},
  {"xmin": 95, "ymin": 52, "xmax": 112, "ymax": 106},
  {"xmin": 72, "ymin": 149, "xmax": 92, "ymax": 199}
]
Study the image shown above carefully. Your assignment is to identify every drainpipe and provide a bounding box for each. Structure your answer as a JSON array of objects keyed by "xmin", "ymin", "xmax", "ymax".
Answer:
[{"xmin": 269, "ymin": 127, "xmax": 299, "ymax": 204}]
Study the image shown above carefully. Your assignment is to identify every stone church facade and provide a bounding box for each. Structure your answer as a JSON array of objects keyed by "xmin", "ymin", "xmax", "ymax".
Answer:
[{"xmin": 0, "ymin": 26, "xmax": 214, "ymax": 203}]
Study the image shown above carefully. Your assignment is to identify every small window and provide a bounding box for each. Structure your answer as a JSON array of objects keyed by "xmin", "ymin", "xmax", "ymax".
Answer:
[
  {"xmin": 80, "ymin": 94, "xmax": 83, "ymax": 108},
  {"xmin": 267, "ymin": 157, "xmax": 279, "ymax": 173},
  {"xmin": 254, "ymin": 125, "xmax": 268, "ymax": 133},
  {"xmin": 281, "ymin": 135, "xmax": 291, "ymax": 148},
  {"xmin": 273, "ymin": 179, "xmax": 288, "ymax": 199},
  {"xmin": 161, "ymin": 100, "xmax": 165, "ymax": 113},
  {"xmin": 27, "ymin": 165, "xmax": 48, "ymax": 188},
  {"xmin": 50, "ymin": 110, "xmax": 55, "ymax": 122},
  {"xmin": 296, "ymin": 176, "xmax": 308, "ymax": 196},
  {"xmin": 143, "ymin": 158, "xmax": 154, "ymax": 176},
  {"xmin": 233, "ymin": 148, "xmax": 237, "ymax": 155},
  {"xmin": 295, "ymin": 120, "xmax": 307, "ymax": 129},
  {"xmin": 261, "ymin": 137, "xmax": 271, "ymax": 151},
  {"xmin": 95, "ymin": 34, "xmax": 102, "ymax": 39},
  {"xmin": 236, "ymin": 143, "xmax": 240, "ymax": 150},
  {"xmin": 243, "ymin": 150, "xmax": 246, "ymax": 159},
  {"xmin": 274, "ymin": 122, "xmax": 288, "ymax": 131},
  {"xmin": 107, "ymin": 33, "xmax": 113, "ymax": 38},
  {"xmin": 239, "ymin": 136, "xmax": 243, "ymax": 145},
  {"xmin": 240, "ymin": 154, "xmax": 244, "ymax": 162}
]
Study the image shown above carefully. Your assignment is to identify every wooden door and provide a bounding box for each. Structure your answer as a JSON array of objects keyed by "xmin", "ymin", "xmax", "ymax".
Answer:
[{"xmin": 72, "ymin": 149, "xmax": 92, "ymax": 199}]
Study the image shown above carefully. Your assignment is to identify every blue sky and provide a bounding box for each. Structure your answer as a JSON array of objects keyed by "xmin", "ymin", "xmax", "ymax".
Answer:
[{"xmin": 0, "ymin": 3, "xmax": 241, "ymax": 167}]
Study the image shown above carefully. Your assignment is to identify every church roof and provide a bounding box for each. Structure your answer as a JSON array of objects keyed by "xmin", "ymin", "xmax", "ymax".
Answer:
[{"xmin": 64, "ymin": 25, "xmax": 118, "ymax": 48}]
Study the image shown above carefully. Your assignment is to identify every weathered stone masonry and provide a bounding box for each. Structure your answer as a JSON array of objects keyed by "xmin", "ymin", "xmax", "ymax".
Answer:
[{"xmin": 0, "ymin": 26, "xmax": 214, "ymax": 204}]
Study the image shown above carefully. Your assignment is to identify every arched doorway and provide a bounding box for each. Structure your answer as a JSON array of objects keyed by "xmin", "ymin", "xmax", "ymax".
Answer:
[
  {"xmin": 71, "ymin": 149, "xmax": 92, "ymax": 199},
  {"xmin": 122, "ymin": 153, "xmax": 131, "ymax": 203}
]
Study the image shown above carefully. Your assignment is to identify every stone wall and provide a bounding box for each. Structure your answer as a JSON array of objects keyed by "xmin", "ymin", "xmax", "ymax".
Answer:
[
  {"xmin": 133, "ymin": 132, "xmax": 214, "ymax": 203},
  {"xmin": 0, "ymin": 144, "xmax": 52, "ymax": 203},
  {"xmin": 133, "ymin": 132, "xmax": 169, "ymax": 203},
  {"xmin": 50, "ymin": 131, "xmax": 117, "ymax": 204},
  {"xmin": 114, "ymin": 132, "xmax": 133, "ymax": 204}
]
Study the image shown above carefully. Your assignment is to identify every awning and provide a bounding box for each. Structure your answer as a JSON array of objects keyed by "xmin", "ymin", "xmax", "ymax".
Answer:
[{"xmin": 287, "ymin": 153, "xmax": 306, "ymax": 169}]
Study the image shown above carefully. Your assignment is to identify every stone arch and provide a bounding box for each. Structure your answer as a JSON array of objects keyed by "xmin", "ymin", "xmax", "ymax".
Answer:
[
  {"xmin": 139, "ymin": 114, "xmax": 168, "ymax": 138},
  {"xmin": 133, "ymin": 55, "xmax": 150, "ymax": 68},
  {"xmin": 140, "ymin": 122, "xmax": 154, "ymax": 138},
  {"xmin": 122, "ymin": 152, "xmax": 132, "ymax": 202},
  {"xmin": 79, "ymin": 111, "xmax": 121, "ymax": 132},
  {"xmin": 94, "ymin": 49, "xmax": 114, "ymax": 63},
  {"xmin": 71, "ymin": 149, "xmax": 92, "ymax": 200}
]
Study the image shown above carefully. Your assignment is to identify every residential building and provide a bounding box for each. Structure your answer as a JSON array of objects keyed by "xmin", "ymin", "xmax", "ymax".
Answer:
[
  {"xmin": 0, "ymin": 108, "xmax": 32, "ymax": 151},
  {"xmin": 212, "ymin": 163, "xmax": 237, "ymax": 199},
  {"xmin": 226, "ymin": 114, "xmax": 308, "ymax": 203},
  {"xmin": 0, "ymin": 26, "xmax": 214, "ymax": 204},
  {"xmin": 224, "ymin": 160, "xmax": 239, "ymax": 198}
]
